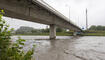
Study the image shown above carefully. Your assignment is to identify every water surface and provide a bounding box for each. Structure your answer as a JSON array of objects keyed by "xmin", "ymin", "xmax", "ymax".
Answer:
[{"xmin": 11, "ymin": 36, "xmax": 105, "ymax": 60}]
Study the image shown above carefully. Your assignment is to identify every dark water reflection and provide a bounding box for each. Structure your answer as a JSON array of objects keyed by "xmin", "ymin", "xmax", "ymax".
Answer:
[{"xmin": 11, "ymin": 36, "xmax": 105, "ymax": 60}]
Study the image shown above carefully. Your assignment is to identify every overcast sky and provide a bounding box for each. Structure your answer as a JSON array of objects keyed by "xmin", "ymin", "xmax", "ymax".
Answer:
[{"xmin": 4, "ymin": 0, "xmax": 105, "ymax": 30}]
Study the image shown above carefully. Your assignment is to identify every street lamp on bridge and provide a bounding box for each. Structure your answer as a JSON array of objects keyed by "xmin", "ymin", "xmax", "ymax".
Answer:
[
  {"xmin": 86, "ymin": 8, "xmax": 88, "ymax": 30},
  {"xmin": 65, "ymin": 4, "xmax": 71, "ymax": 22}
]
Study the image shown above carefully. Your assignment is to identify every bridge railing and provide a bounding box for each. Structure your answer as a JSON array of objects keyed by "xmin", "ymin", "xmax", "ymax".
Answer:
[{"xmin": 33, "ymin": 0, "xmax": 80, "ymax": 28}]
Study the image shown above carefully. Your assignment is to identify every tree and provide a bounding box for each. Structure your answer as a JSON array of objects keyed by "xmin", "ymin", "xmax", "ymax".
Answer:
[
  {"xmin": 89, "ymin": 25, "xmax": 96, "ymax": 30},
  {"xmin": 15, "ymin": 26, "xmax": 35, "ymax": 34},
  {"xmin": 0, "ymin": 10, "xmax": 35, "ymax": 60},
  {"xmin": 56, "ymin": 27, "xmax": 64, "ymax": 32},
  {"xmin": 97, "ymin": 25, "xmax": 103, "ymax": 30},
  {"xmin": 89, "ymin": 25, "xmax": 105, "ymax": 31},
  {"xmin": 40, "ymin": 28, "xmax": 49, "ymax": 33}
]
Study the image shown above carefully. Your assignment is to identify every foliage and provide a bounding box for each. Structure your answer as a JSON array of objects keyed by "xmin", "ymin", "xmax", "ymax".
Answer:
[
  {"xmin": 0, "ymin": 10, "xmax": 12, "ymax": 59},
  {"xmin": 15, "ymin": 26, "xmax": 35, "ymax": 34},
  {"xmin": 40, "ymin": 28, "xmax": 49, "ymax": 33},
  {"xmin": 15, "ymin": 26, "xmax": 67, "ymax": 35},
  {"xmin": 56, "ymin": 27, "xmax": 63, "ymax": 32},
  {"xmin": 83, "ymin": 32, "xmax": 105, "ymax": 36},
  {"xmin": 89, "ymin": 25, "xmax": 96, "ymax": 30},
  {"xmin": 0, "ymin": 10, "xmax": 35, "ymax": 60},
  {"xmin": 15, "ymin": 26, "xmax": 48, "ymax": 35},
  {"xmin": 89, "ymin": 25, "xmax": 105, "ymax": 31}
]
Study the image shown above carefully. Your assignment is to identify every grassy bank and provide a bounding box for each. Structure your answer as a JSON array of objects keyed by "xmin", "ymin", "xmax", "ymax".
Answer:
[
  {"xmin": 14, "ymin": 32, "xmax": 73, "ymax": 36},
  {"xmin": 14, "ymin": 31, "xmax": 105, "ymax": 36},
  {"xmin": 83, "ymin": 30, "xmax": 105, "ymax": 36},
  {"xmin": 83, "ymin": 33, "xmax": 105, "ymax": 36}
]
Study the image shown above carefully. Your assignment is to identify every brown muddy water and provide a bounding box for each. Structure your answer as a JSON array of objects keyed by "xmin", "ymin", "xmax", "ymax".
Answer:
[{"xmin": 11, "ymin": 36, "xmax": 105, "ymax": 60}]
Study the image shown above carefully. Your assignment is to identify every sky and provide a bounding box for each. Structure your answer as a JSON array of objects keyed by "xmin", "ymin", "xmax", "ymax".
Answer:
[{"xmin": 4, "ymin": 0, "xmax": 105, "ymax": 30}]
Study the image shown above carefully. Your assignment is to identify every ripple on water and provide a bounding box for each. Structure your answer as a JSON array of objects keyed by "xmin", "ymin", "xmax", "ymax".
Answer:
[{"xmin": 11, "ymin": 36, "xmax": 105, "ymax": 60}]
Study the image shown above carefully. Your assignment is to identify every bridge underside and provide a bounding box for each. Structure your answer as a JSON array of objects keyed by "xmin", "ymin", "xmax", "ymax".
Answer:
[{"xmin": 0, "ymin": 0, "xmax": 82, "ymax": 39}]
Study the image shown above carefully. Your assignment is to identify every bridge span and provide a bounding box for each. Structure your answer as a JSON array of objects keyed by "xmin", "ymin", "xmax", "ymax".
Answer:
[{"xmin": 0, "ymin": 0, "xmax": 82, "ymax": 39}]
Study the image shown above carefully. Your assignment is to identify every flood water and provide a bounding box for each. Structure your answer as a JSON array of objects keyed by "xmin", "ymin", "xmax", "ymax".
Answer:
[{"xmin": 11, "ymin": 36, "xmax": 105, "ymax": 60}]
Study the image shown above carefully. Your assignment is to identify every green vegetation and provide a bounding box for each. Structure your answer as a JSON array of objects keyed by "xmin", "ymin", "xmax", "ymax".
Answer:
[
  {"xmin": 83, "ymin": 33, "xmax": 105, "ymax": 36},
  {"xmin": 15, "ymin": 32, "xmax": 73, "ymax": 36},
  {"xmin": 14, "ymin": 26, "xmax": 72, "ymax": 36},
  {"xmin": 0, "ymin": 10, "xmax": 35, "ymax": 60},
  {"xmin": 15, "ymin": 26, "xmax": 49, "ymax": 35},
  {"xmin": 56, "ymin": 32, "xmax": 72, "ymax": 36},
  {"xmin": 89, "ymin": 25, "xmax": 105, "ymax": 31},
  {"xmin": 83, "ymin": 30, "xmax": 105, "ymax": 36},
  {"xmin": 83, "ymin": 25, "xmax": 105, "ymax": 36}
]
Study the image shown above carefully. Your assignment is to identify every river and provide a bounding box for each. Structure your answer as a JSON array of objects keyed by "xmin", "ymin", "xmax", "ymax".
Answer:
[{"xmin": 11, "ymin": 36, "xmax": 105, "ymax": 60}]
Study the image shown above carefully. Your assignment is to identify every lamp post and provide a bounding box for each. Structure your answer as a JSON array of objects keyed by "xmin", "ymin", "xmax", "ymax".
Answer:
[
  {"xmin": 86, "ymin": 8, "xmax": 88, "ymax": 30},
  {"xmin": 65, "ymin": 4, "xmax": 71, "ymax": 21},
  {"xmin": 77, "ymin": 16, "xmax": 79, "ymax": 26}
]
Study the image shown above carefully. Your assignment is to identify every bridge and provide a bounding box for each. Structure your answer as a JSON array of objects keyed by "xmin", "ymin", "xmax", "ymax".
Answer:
[{"xmin": 0, "ymin": 0, "xmax": 82, "ymax": 39}]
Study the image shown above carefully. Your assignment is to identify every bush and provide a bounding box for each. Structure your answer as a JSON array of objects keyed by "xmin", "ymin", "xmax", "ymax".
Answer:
[{"xmin": 0, "ymin": 10, "xmax": 35, "ymax": 60}]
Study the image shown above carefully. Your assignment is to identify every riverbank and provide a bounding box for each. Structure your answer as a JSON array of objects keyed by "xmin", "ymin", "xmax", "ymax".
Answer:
[
  {"xmin": 14, "ymin": 32, "xmax": 73, "ymax": 36},
  {"xmin": 14, "ymin": 31, "xmax": 105, "ymax": 36},
  {"xmin": 83, "ymin": 30, "xmax": 105, "ymax": 36}
]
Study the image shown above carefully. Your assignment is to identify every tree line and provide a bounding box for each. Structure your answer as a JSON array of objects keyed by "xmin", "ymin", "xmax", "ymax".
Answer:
[
  {"xmin": 15, "ymin": 26, "xmax": 66, "ymax": 35},
  {"xmin": 89, "ymin": 25, "xmax": 105, "ymax": 31},
  {"xmin": 15, "ymin": 25, "xmax": 105, "ymax": 35}
]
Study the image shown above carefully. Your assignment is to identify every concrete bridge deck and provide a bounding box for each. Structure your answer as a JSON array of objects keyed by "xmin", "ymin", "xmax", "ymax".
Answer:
[{"xmin": 0, "ymin": 0, "xmax": 82, "ymax": 39}]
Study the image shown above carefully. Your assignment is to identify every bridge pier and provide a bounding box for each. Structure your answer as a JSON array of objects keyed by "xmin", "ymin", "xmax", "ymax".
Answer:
[
  {"xmin": 73, "ymin": 31, "xmax": 82, "ymax": 36},
  {"xmin": 50, "ymin": 24, "xmax": 56, "ymax": 39},
  {"xmin": 73, "ymin": 32, "xmax": 77, "ymax": 36}
]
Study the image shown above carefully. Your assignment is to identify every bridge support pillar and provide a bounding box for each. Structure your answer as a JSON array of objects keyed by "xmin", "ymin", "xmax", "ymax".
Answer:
[
  {"xmin": 73, "ymin": 31, "xmax": 81, "ymax": 36},
  {"xmin": 50, "ymin": 24, "xmax": 56, "ymax": 39},
  {"xmin": 73, "ymin": 32, "xmax": 77, "ymax": 36}
]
